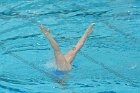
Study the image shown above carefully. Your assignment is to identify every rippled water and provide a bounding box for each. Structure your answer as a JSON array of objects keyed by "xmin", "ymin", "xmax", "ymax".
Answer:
[{"xmin": 0, "ymin": 0, "xmax": 140, "ymax": 93}]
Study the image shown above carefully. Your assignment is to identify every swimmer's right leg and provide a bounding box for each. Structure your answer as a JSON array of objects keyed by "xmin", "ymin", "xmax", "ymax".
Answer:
[
  {"xmin": 39, "ymin": 24, "xmax": 71, "ymax": 71},
  {"xmin": 39, "ymin": 24, "xmax": 60, "ymax": 51}
]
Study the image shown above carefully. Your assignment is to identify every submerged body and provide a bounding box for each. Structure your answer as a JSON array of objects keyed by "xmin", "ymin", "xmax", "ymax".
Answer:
[{"xmin": 39, "ymin": 23, "xmax": 95, "ymax": 71}]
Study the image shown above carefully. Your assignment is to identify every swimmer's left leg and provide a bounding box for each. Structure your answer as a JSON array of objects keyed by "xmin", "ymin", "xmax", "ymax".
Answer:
[{"xmin": 64, "ymin": 23, "xmax": 95, "ymax": 64}]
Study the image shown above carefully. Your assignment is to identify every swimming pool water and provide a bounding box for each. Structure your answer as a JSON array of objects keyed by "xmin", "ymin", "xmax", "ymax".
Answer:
[{"xmin": 0, "ymin": 0, "xmax": 140, "ymax": 93}]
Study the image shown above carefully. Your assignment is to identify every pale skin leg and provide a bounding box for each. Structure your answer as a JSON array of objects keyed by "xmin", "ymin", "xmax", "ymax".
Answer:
[
  {"xmin": 64, "ymin": 23, "xmax": 95, "ymax": 64},
  {"xmin": 39, "ymin": 24, "xmax": 71, "ymax": 71},
  {"xmin": 39, "ymin": 23, "xmax": 95, "ymax": 71}
]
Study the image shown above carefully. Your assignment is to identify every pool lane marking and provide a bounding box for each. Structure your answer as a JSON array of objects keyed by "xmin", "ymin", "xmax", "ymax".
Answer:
[
  {"xmin": 102, "ymin": 21, "xmax": 137, "ymax": 43},
  {"xmin": 79, "ymin": 51, "xmax": 137, "ymax": 86}
]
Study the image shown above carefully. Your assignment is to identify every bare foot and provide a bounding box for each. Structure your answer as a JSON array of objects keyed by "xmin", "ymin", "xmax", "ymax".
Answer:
[
  {"xmin": 40, "ymin": 24, "xmax": 50, "ymax": 35},
  {"xmin": 85, "ymin": 23, "xmax": 95, "ymax": 35}
]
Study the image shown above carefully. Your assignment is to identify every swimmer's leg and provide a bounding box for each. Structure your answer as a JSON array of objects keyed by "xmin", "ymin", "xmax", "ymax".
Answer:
[
  {"xmin": 65, "ymin": 23, "xmax": 95, "ymax": 64},
  {"xmin": 39, "ymin": 24, "xmax": 60, "ymax": 51},
  {"xmin": 39, "ymin": 24, "xmax": 69, "ymax": 70}
]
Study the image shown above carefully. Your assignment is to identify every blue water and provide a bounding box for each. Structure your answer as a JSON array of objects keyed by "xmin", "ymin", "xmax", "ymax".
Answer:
[{"xmin": 0, "ymin": 0, "xmax": 140, "ymax": 93}]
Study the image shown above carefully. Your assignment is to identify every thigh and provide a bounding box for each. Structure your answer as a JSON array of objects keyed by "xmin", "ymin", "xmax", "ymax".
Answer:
[{"xmin": 54, "ymin": 51, "xmax": 67, "ymax": 63}]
